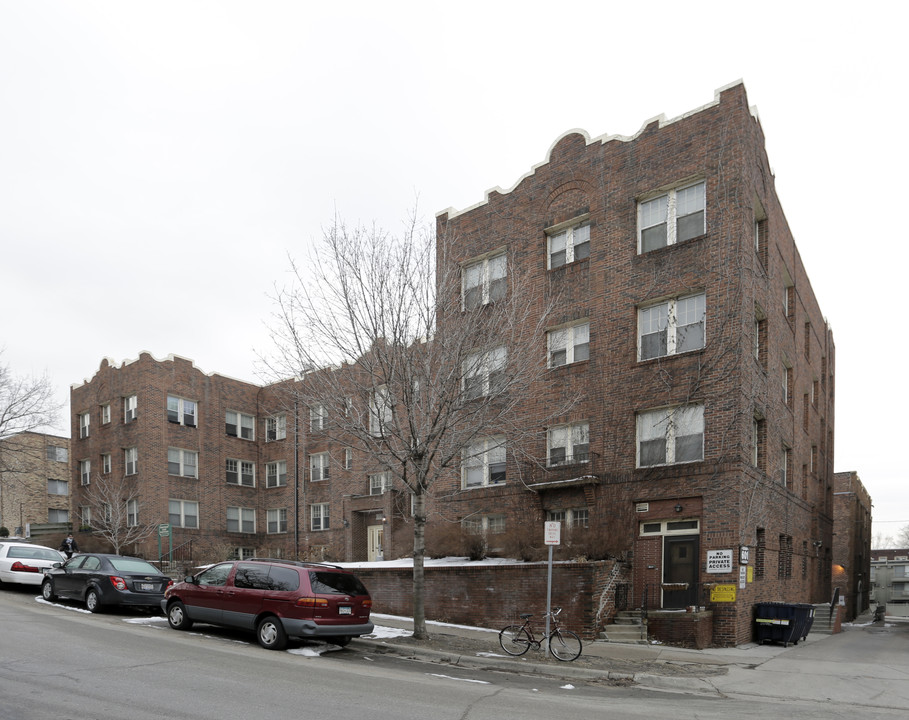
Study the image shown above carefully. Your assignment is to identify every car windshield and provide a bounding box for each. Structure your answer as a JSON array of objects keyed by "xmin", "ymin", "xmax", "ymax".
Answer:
[
  {"xmin": 8, "ymin": 546, "xmax": 61, "ymax": 561},
  {"xmin": 309, "ymin": 571, "xmax": 368, "ymax": 596},
  {"xmin": 108, "ymin": 558, "xmax": 160, "ymax": 574}
]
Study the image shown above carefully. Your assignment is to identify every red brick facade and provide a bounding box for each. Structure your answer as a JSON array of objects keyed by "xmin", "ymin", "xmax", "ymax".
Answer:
[{"xmin": 832, "ymin": 471, "xmax": 872, "ymax": 620}]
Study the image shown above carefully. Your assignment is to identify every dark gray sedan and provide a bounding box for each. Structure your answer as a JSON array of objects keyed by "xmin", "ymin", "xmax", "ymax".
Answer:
[{"xmin": 41, "ymin": 553, "xmax": 172, "ymax": 613}]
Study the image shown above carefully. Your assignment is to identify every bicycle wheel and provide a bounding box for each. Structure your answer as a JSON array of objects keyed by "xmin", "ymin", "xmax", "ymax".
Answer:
[
  {"xmin": 548, "ymin": 629, "xmax": 582, "ymax": 661},
  {"xmin": 498, "ymin": 625, "xmax": 532, "ymax": 656}
]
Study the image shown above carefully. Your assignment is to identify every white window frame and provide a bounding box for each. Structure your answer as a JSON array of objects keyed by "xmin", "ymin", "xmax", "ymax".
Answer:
[
  {"xmin": 369, "ymin": 471, "xmax": 391, "ymax": 495},
  {"xmin": 547, "ymin": 508, "xmax": 589, "ymax": 528},
  {"xmin": 463, "ymin": 346, "xmax": 506, "ymax": 400},
  {"xmin": 462, "ymin": 436, "xmax": 506, "ymax": 488},
  {"xmin": 79, "ymin": 412, "xmax": 90, "ymax": 439},
  {"xmin": 226, "ymin": 458, "xmax": 256, "ymax": 487},
  {"xmin": 169, "ymin": 499, "xmax": 199, "ymax": 529},
  {"xmin": 636, "ymin": 404, "xmax": 704, "ymax": 467},
  {"xmin": 343, "ymin": 448, "xmax": 353, "ymax": 470},
  {"xmin": 638, "ymin": 181, "xmax": 706, "ymax": 253},
  {"xmin": 80, "ymin": 459, "xmax": 91, "ymax": 485},
  {"xmin": 310, "ymin": 452, "xmax": 330, "ymax": 482},
  {"xmin": 369, "ymin": 385, "xmax": 392, "ymax": 436},
  {"xmin": 639, "ymin": 518, "xmax": 700, "ymax": 536},
  {"xmin": 47, "ymin": 479, "xmax": 68, "ymax": 496},
  {"xmin": 310, "ymin": 405, "xmax": 328, "ymax": 432},
  {"xmin": 638, "ymin": 293, "xmax": 706, "ymax": 361},
  {"xmin": 80, "ymin": 506, "xmax": 91, "ymax": 527},
  {"xmin": 311, "ymin": 503, "xmax": 330, "ymax": 531},
  {"xmin": 227, "ymin": 506, "xmax": 256, "ymax": 534},
  {"xmin": 101, "ymin": 453, "xmax": 111, "ymax": 475},
  {"xmin": 462, "ymin": 514, "xmax": 506, "ymax": 535},
  {"xmin": 266, "ymin": 460, "xmax": 287, "ymax": 488},
  {"xmin": 124, "ymin": 447, "xmax": 138, "ymax": 476},
  {"xmin": 168, "ymin": 448, "xmax": 198, "ymax": 478},
  {"xmin": 225, "ymin": 410, "xmax": 255, "ymax": 440},
  {"xmin": 548, "ymin": 322, "xmax": 590, "ymax": 368},
  {"xmin": 266, "ymin": 414, "xmax": 287, "ymax": 441},
  {"xmin": 547, "ymin": 422, "xmax": 589, "ymax": 467},
  {"xmin": 462, "ymin": 251, "xmax": 507, "ymax": 309},
  {"xmin": 267, "ymin": 508, "xmax": 288, "ymax": 534},
  {"xmin": 124, "ymin": 395, "xmax": 137, "ymax": 424},
  {"xmin": 101, "ymin": 403, "xmax": 111, "ymax": 424},
  {"xmin": 167, "ymin": 396, "xmax": 197, "ymax": 427},
  {"xmin": 547, "ymin": 220, "xmax": 590, "ymax": 269},
  {"xmin": 126, "ymin": 499, "xmax": 138, "ymax": 528}
]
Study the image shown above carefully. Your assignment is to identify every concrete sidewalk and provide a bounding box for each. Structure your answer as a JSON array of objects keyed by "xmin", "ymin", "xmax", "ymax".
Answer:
[{"xmin": 355, "ymin": 610, "xmax": 909, "ymax": 708}]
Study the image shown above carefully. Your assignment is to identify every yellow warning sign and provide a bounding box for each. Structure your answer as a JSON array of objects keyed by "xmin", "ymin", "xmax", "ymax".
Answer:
[{"xmin": 710, "ymin": 584, "xmax": 737, "ymax": 602}]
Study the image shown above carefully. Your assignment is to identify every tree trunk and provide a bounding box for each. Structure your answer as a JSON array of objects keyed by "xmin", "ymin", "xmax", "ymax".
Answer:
[{"xmin": 412, "ymin": 488, "xmax": 426, "ymax": 639}]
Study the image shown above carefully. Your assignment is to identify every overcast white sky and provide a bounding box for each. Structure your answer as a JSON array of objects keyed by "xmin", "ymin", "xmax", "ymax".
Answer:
[{"xmin": 1, "ymin": 2, "xmax": 905, "ymax": 539}]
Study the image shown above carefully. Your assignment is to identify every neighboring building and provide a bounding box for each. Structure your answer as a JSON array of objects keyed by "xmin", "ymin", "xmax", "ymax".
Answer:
[
  {"xmin": 434, "ymin": 80, "xmax": 835, "ymax": 646},
  {"xmin": 0, "ymin": 431, "xmax": 71, "ymax": 536},
  {"xmin": 870, "ymin": 549, "xmax": 909, "ymax": 617},
  {"xmin": 832, "ymin": 471, "xmax": 872, "ymax": 620}
]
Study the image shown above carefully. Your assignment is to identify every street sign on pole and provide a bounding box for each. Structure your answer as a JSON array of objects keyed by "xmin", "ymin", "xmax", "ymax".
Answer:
[
  {"xmin": 544, "ymin": 521, "xmax": 561, "ymax": 655},
  {"xmin": 544, "ymin": 521, "xmax": 561, "ymax": 546}
]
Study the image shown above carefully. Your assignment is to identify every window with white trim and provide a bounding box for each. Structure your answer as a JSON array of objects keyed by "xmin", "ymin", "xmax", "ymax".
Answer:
[
  {"xmin": 463, "ymin": 252, "xmax": 506, "ymax": 309},
  {"xmin": 124, "ymin": 447, "xmax": 138, "ymax": 476},
  {"xmin": 267, "ymin": 508, "xmax": 288, "ymax": 534},
  {"xmin": 168, "ymin": 448, "xmax": 198, "ymax": 478},
  {"xmin": 47, "ymin": 479, "xmax": 68, "ymax": 496},
  {"xmin": 80, "ymin": 459, "xmax": 91, "ymax": 485},
  {"xmin": 227, "ymin": 506, "xmax": 256, "ymax": 533},
  {"xmin": 266, "ymin": 414, "xmax": 286, "ymax": 441},
  {"xmin": 636, "ymin": 405, "xmax": 704, "ymax": 467},
  {"xmin": 167, "ymin": 396, "xmax": 197, "ymax": 427},
  {"xmin": 343, "ymin": 448, "xmax": 353, "ymax": 470},
  {"xmin": 638, "ymin": 293, "xmax": 705, "ymax": 360},
  {"xmin": 225, "ymin": 410, "xmax": 255, "ymax": 440},
  {"xmin": 463, "ymin": 514, "xmax": 505, "ymax": 535},
  {"xmin": 124, "ymin": 395, "xmax": 137, "ymax": 424},
  {"xmin": 639, "ymin": 519, "xmax": 700, "ymax": 535},
  {"xmin": 79, "ymin": 412, "xmax": 90, "ymax": 439},
  {"xmin": 101, "ymin": 403, "xmax": 111, "ymax": 424},
  {"xmin": 79, "ymin": 506, "xmax": 91, "ymax": 527},
  {"xmin": 547, "ymin": 508, "xmax": 589, "ymax": 528},
  {"xmin": 226, "ymin": 458, "xmax": 255, "ymax": 487},
  {"xmin": 369, "ymin": 385, "xmax": 392, "ymax": 436},
  {"xmin": 462, "ymin": 436, "xmax": 506, "ymax": 488},
  {"xmin": 266, "ymin": 460, "xmax": 287, "ymax": 488},
  {"xmin": 369, "ymin": 471, "xmax": 391, "ymax": 495},
  {"xmin": 638, "ymin": 181, "xmax": 705, "ymax": 252},
  {"xmin": 547, "ymin": 422, "xmax": 589, "ymax": 466},
  {"xmin": 547, "ymin": 221, "xmax": 590, "ymax": 269},
  {"xmin": 169, "ymin": 499, "xmax": 199, "ymax": 529},
  {"xmin": 310, "ymin": 405, "xmax": 327, "ymax": 432},
  {"xmin": 548, "ymin": 322, "xmax": 590, "ymax": 367},
  {"xmin": 463, "ymin": 346, "xmax": 506, "ymax": 400},
  {"xmin": 311, "ymin": 503, "xmax": 330, "ymax": 531},
  {"xmin": 126, "ymin": 499, "xmax": 139, "ymax": 527},
  {"xmin": 101, "ymin": 453, "xmax": 111, "ymax": 475},
  {"xmin": 310, "ymin": 452, "xmax": 329, "ymax": 481},
  {"xmin": 230, "ymin": 547, "xmax": 257, "ymax": 560}
]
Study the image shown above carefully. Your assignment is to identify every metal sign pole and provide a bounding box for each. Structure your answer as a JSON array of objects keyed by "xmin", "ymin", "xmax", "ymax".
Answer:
[{"xmin": 545, "ymin": 544, "xmax": 553, "ymax": 656}]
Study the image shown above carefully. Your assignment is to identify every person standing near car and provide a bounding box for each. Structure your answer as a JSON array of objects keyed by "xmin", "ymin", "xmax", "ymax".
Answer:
[{"xmin": 59, "ymin": 533, "xmax": 79, "ymax": 559}]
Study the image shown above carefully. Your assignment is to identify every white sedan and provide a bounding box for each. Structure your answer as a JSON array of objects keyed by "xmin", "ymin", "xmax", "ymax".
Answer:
[{"xmin": 0, "ymin": 541, "xmax": 66, "ymax": 586}]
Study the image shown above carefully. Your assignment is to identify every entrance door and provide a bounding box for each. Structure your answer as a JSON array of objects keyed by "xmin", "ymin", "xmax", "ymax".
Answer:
[
  {"xmin": 663, "ymin": 535, "xmax": 699, "ymax": 608},
  {"xmin": 368, "ymin": 525, "xmax": 385, "ymax": 562}
]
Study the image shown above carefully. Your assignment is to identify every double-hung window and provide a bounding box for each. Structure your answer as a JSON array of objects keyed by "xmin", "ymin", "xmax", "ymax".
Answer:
[
  {"xmin": 267, "ymin": 508, "xmax": 288, "ymax": 534},
  {"xmin": 266, "ymin": 414, "xmax": 286, "ymax": 441},
  {"xmin": 638, "ymin": 293, "xmax": 705, "ymax": 360},
  {"xmin": 226, "ymin": 458, "xmax": 255, "ymax": 486},
  {"xmin": 310, "ymin": 453, "xmax": 329, "ymax": 481},
  {"xmin": 548, "ymin": 221, "xmax": 590, "ymax": 269},
  {"xmin": 547, "ymin": 508, "xmax": 589, "ymax": 528},
  {"xmin": 463, "ymin": 346, "xmax": 507, "ymax": 400},
  {"xmin": 101, "ymin": 404, "xmax": 111, "ymax": 424},
  {"xmin": 548, "ymin": 322, "xmax": 590, "ymax": 367},
  {"xmin": 310, "ymin": 405, "xmax": 328, "ymax": 432},
  {"xmin": 462, "ymin": 436, "xmax": 506, "ymax": 488},
  {"xmin": 101, "ymin": 453, "xmax": 111, "ymax": 474},
  {"xmin": 638, "ymin": 181, "xmax": 705, "ymax": 252},
  {"xmin": 167, "ymin": 396, "xmax": 197, "ymax": 427},
  {"xmin": 48, "ymin": 479, "xmax": 68, "ymax": 495},
  {"xmin": 124, "ymin": 395, "xmax": 137, "ymax": 423},
  {"xmin": 369, "ymin": 386, "xmax": 392, "ymax": 436},
  {"xmin": 311, "ymin": 503, "xmax": 330, "ymax": 531},
  {"xmin": 225, "ymin": 411, "xmax": 255, "ymax": 440},
  {"xmin": 463, "ymin": 251, "xmax": 507, "ymax": 309},
  {"xmin": 168, "ymin": 448, "xmax": 198, "ymax": 478},
  {"xmin": 547, "ymin": 422, "xmax": 589, "ymax": 466},
  {"xmin": 169, "ymin": 499, "xmax": 199, "ymax": 529},
  {"xmin": 266, "ymin": 460, "xmax": 287, "ymax": 488},
  {"xmin": 637, "ymin": 405, "xmax": 704, "ymax": 467},
  {"xmin": 369, "ymin": 471, "xmax": 391, "ymax": 495},
  {"xmin": 124, "ymin": 447, "xmax": 138, "ymax": 476},
  {"xmin": 79, "ymin": 412, "xmax": 90, "ymax": 439},
  {"xmin": 227, "ymin": 506, "xmax": 256, "ymax": 533},
  {"xmin": 462, "ymin": 514, "xmax": 505, "ymax": 535},
  {"xmin": 126, "ymin": 499, "xmax": 139, "ymax": 527},
  {"xmin": 79, "ymin": 459, "xmax": 91, "ymax": 485}
]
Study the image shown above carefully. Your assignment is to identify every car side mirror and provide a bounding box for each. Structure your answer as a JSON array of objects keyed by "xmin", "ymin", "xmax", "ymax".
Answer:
[
  {"xmin": 184, "ymin": 575, "xmax": 197, "ymax": 584},
  {"xmin": 51, "ymin": 562, "xmax": 63, "ymax": 569}
]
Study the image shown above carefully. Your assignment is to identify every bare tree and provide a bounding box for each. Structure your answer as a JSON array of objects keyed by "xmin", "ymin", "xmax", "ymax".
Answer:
[
  {"xmin": 266, "ymin": 214, "xmax": 571, "ymax": 638},
  {"xmin": 0, "ymin": 351, "xmax": 61, "ymax": 473},
  {"xmin": 82, "ymin": 473, "xmax": 158, "ymax": 555},
  {"xmin": 897, "ymin": 525, "xmax": 909, "ymax": 548}
]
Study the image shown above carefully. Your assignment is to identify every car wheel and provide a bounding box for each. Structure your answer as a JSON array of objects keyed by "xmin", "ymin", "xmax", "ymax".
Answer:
[
  {"xmin": 330, "ymin": 636, "xmax": 351, "ymax": 647},
  {"xmin": 256, "ymin": 616, "xmax": 288, "ymax": 651},
  {"xmin": 167, "ymin": 601, "xmax": 194, "ymax": 630},
  {"xmin": 41, "ymin": 579, "xmax": 57, "ymax": 602},
  {"xmin": 85, "ymin": 588, "xmax": 103, "ymax": 613}
]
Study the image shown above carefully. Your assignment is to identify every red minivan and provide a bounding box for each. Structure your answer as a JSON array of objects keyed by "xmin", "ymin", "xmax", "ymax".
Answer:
[{"xmin": 162, "ymin": 558, "xmax": 373, "ymax": 650}]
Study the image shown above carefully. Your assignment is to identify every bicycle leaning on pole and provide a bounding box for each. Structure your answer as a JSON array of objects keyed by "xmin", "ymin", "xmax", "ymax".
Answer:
[{"xmin": 498, "ymin": 607, "xmax": 582, "ymax": 661}]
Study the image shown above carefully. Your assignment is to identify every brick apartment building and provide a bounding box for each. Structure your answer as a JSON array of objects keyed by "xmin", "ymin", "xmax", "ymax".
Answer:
[
  {"xmin": 68, "ymin": 82, "xmax": 836, "ymax": 646},
  {"xmin": 433, "ymin": 80, "xmax": 835, "ymax": 645},
  {"xmin": 0, "ymin": 431, "xmax": 71, "ymax": 536},
  {"xmin": 832, "ymin": 471, "xmax": 872, "ymax": 620}
]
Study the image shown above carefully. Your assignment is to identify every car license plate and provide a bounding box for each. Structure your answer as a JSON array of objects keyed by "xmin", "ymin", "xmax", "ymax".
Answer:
[
  {"xmin": 338, "ymin": 606, "xmax": 352, "ymax": 615},
  {"xmin": 139, "ymin": 583, "xmax": 155, "ymax": 591}
]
